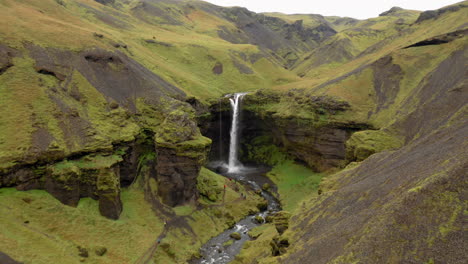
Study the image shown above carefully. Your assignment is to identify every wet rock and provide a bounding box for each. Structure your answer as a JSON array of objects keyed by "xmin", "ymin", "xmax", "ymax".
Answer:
[
  {"xmin": 223, "ymin": 240, "xmax": 234, "ymax": 247},
  {"xmin": 230, "ymin": 232, "xmax": 242, "ymax": 240},
  {"xmin": 254, "ymin": 215, "xmax": 264, "ymax": 224},
  {"xmin": 256, "ymin": 201, "xmax": 268, "ymax": 211},
  {"xmin": 214, "ymin": 166, "xmax": 228, "ymax": 174}
]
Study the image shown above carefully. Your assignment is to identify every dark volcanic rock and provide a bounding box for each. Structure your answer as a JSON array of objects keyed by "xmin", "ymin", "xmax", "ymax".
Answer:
[
  {"xmin": 281, "ymin": 43, "xmax": 468, "ymax": 264},
  {"xmin": 212, "ymin": 62, "xmax": 223, "ymax": 75},
  {"xmin": 416, "ymin": 4, "xmax": 465, "ymax": 23},
  {"xmin": 404, "ymin": 29, "xmax": 468, "ymax": 49},
  {"xmin": 379, "ymin": 6, "xmax": 404, "ymax": 16},
  {"xmin": 94, "ymin": 0, "xmax": 114, "ymax": 5},
  {"xmin": 155, "ymin": 147, "xmax": 202, "ymax": 206},
  {"xmin": 0, "ymin": 252, "xmax": 23, "ymax": 264},
  {"xmin": 28, "ymin": 45, "xmax": 185, "ymax": 110},
  {"xmin": 372, "ymin": 55, "xmax": 403, "ymax": 113},
  {"xmin": 96, "ymin": 168, "xmax": 123, "ymax": 220},
  {"xmin": 0, "ymin": 45, "xmax": 17, "ymax": 75},
  {"xmin": 282, "ymin": 118, "xmax": 467, "ymax": 264}
]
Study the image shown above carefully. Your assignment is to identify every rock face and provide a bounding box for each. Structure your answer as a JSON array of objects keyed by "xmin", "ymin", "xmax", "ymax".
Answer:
[
  {"xmin": 404, "ymin": 28, "xmax": 468, "ymax": 49},
  {"xmin": 416, "ymin": 3, "xmax": 465, "ymax": 23},
  {"xmin": 0, "ymin": 45, "xmax": 15, "ymax": 75},
  {"xmin": 262, "ymin": 118, "xmax": 365, "ymax": 171},
  {"xmin": 196, "ymin": 4, "xmax": 337, "ymax": 67},
  {"xmin": 206, "ymin": 91, "xmax": 370, "ymax": 172},
  {"xmin": 282, "ymin": 117, "xmax": 467, "ymax": 264},
  {"xmin": 0, "ymin": 252, "xmax": 22, "ymax": 264},
  {"xmin": 0, "ymin": 44, "xmax": 211, "ymax": 219},
  {"xmin": 2, "ymin": 153, "xmax": 124, "ymax": 219}
]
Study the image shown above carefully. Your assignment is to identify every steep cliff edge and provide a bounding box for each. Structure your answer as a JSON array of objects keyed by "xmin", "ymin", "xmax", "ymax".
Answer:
[
  {"xmin": 0, "ymin": 43, "xmax": 211, "ymax": 219},
  {"xmin": 0, "ymin": 0, "xmax": 466, "ymax": 263}
]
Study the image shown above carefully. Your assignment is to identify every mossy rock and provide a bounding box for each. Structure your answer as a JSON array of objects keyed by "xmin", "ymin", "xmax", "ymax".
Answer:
[
  {"xmin": 262, "ymin": 183, "xmax": 271, "ymax": 191},
  {"xmin": 94, "ymin": 246, "xmax": 107, "ymax": 256},
  {"xmin": 223, "ymin": 240, "xmax": 234, "ymax": 247},
  {"xmin": 257, "ymin": 201, "xmax": 268, "ymax": 211},
  {"xmin": 197, "ymin": 168, "xmax": 223, "ymax": 202},
  {"xmin": 230, "ymin": 232, "xmax": 242, "ymax": 240},
  {"xmin": 272, "ymin": 211, "xmax": 291, "ymax": 235},
  {"xmin": 254, "ymin": 215, "xmax": 265, "ymax": 224},
  {"xmin": 346, "ymin": 130, "xmax": 403, "ymax": 162}
]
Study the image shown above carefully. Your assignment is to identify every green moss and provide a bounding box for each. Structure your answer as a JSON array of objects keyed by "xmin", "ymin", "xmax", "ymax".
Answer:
[
  {"xmin": 197, "ymin": 168, "xmax": 224, "ymax": 202},
  {"xmin": 346, "ymin": 129, "xmax": 403, "ymax": 161},
  {"xmin": 173, "ymin": 205, "xmax": 195, "ymax": 216},
  {"xmin": 0, "ymin": 188, "xmax": 164, "ymax": 264},
  {"xmin": 244, "ymin": 135, "xmax": 289, "ymax": 166},
  {"xmin": 231, "ymin": 224, "xmax": 278, "ymax": 264},
  {"xmin": 267, "ymin": 160, "xmax": 324, "ymax": 212},
  {"xmin": 51, "ymin": 153, "xmax": 123, "ymax": 172}
]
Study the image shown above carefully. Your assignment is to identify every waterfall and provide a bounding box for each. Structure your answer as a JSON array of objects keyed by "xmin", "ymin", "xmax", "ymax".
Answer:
[{"xmin": 226, "ymin": 92, "xmax": 248, "ymax": 173}]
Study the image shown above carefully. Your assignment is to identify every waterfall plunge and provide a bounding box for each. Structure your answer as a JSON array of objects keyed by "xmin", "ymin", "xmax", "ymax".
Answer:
[{"xmin": 227, "ymin": 92, "xmax": 248, "ymax": 173}]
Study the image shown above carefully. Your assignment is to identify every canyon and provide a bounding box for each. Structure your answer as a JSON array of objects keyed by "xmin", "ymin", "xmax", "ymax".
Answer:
[{"xmin": 0, "ymin": 0, "xmax": 467, "ymax": 263}]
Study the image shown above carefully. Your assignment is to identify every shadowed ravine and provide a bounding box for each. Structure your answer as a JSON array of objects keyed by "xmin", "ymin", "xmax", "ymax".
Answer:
[
  {"xmin": 192, "ymin": 93, "xmax": 281, "ymax": 263},
  {"xmin": 192, "ymin": 167, "xmax": 281, "ymax": 264}
]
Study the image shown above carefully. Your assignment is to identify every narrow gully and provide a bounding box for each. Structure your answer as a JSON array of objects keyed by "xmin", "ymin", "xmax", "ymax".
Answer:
[
  {"xmin": 192, "ymin": 93, "xmax": 281, "ymax": 264},
  {"xmin": 191, "ymin": 167, "xmax": 281, "ymax": 264}
]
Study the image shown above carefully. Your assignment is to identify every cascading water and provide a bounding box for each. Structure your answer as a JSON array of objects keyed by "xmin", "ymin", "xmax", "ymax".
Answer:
[
  {"xmin": 226, "ymin": 92, "xmax": 248, "ymax": 173},
  {"xmin": 194, "ymin": 92, "xmax": 282, "ymax": 264}
]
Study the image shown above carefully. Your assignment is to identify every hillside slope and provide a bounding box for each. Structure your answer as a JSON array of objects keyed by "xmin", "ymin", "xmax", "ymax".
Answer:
[{"xmin": 0, "ymin": 0, "xmax": 466, "ymax": 263}]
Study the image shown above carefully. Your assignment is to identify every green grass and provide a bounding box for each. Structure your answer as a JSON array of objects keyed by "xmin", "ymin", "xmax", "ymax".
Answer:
[
  {"xmin": 0, "ymin": 167, "xmax": 265, "ymax": 264},
  {"xmin": 267, "ymin": 160, "xmax": 324, "ymax": 212},
  {"xmin": 0, "ymin": 188, "xmax": 165, "ymax": 264}
]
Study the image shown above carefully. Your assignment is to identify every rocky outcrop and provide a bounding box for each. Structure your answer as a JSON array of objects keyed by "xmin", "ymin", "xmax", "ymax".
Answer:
[
  {"xmin": 0, "ymin": 252, "xmax": 22, "ymax": 264},
  {"xmin": 194, "ymin": 3, "xmax": 337, "ymax": 67},
  {"xmin": 154, "ymin": 105, "xmax": 212, "ymax": 206},
  {"xmin": 0, "ymin": 45, "xmax": 16, "ymax": 75},
  {"xmin": 0, "ymin": 152, "xmax": 124, "ymax": 219},
  {"xmin": 404, "ymin": 29, "xmax": 468, "ymax": 48},
  {"xmin": 206, "ymin": 90, "xmax": 370, "ymax": 172},
  {"xmin": 281, "ymin": 115, "xmax": 467, "ymax": 264},
  {"xmin": 416, "ymin": 4, "xmax": 466, "ymax": 23},
  {"xmin": 0, "ymin": 44, "xmax": 212, "ymax": 219},
  {"xmin": 379, "ymin": 7, "xmax": 404, "ymax": 17}
]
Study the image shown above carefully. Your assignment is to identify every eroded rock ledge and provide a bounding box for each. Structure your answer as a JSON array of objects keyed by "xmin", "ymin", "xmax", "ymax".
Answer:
[
  {"xmin": 205, "ymin": 90, "xmax": 373, "ymax": 172},
  {"xmin": 0, "ymin": 44, "xmax": 211, "ymax": 219}
]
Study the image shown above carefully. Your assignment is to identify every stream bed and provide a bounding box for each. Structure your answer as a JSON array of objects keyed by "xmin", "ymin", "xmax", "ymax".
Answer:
[{"xmin": 191, "ymin": 165, "xmax": 281, "ymax": 264}]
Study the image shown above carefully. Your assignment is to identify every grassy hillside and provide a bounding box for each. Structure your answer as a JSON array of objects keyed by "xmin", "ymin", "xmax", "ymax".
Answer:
[{"xmin": 0, "ymin": 0, "xmax": 466, "ymax": 263}]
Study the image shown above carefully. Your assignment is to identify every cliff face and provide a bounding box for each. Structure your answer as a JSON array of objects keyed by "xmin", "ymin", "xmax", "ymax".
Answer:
[
  {"xmin": 0, "ymin": 0, "xmax": 467, "ymax": 263},
  {"xmin": 0, "ymin": 43, "xmax": 211, "ymax": 219}
]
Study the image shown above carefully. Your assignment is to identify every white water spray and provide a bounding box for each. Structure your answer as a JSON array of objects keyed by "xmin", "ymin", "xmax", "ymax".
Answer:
[{"xmin": 226, "ymin": 92, "xmax": 247, "ymax": 173}]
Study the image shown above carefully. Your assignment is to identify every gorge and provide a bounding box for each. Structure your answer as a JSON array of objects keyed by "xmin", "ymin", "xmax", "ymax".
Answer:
[{"xmin": 0, "ymin": 0, "xmax": 467, "ymax": 264}]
